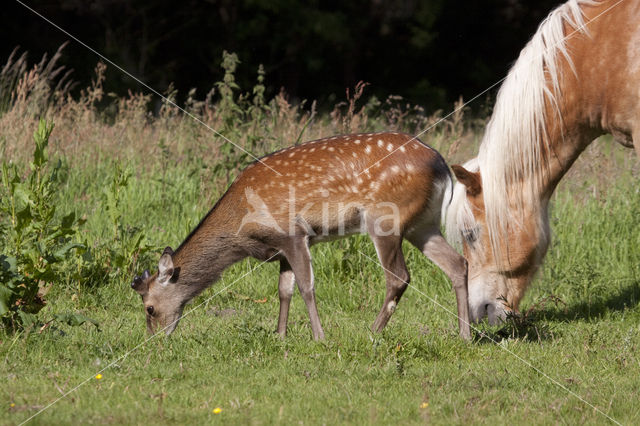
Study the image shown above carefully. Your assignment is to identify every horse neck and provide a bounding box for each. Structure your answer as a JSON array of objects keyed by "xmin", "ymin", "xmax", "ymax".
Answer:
[
  {"xmin": 539, "ymin": 0, "xmax": 638, "ymax": 200},
  {"xmin": 480, "ymin": 74, "xmax": 601, "ymax": 271},
  {"xmin": 536, "ymin": 116, "xmax": 599, "ymax": 204}
]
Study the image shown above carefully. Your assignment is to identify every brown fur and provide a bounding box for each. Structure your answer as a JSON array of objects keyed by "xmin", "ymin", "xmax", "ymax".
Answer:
[{"xmin": 132, "ymin": 132, "xmax": 471, "ymax": 340}]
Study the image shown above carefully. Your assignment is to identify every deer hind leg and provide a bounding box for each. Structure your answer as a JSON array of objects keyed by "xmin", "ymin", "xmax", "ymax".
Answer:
[
  {"xmin": 370, "ymin": 235, "xmax": 410, "ymax": 333},
  {"xmin": 276, "ymin": 258, "xmax": 296, "ymax": 337},
  {"xmin": 407, "ymin": 229, "xmax": 471, "ymax": 340},
  {"xmin": 282, "ymin": 237, "xmax": 325, "ymax": 340}
]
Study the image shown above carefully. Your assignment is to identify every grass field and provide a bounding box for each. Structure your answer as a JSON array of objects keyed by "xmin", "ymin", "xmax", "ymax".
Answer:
[{"xmin": 2, "ymin": 54, "xmax": 640, "ymax": 425}]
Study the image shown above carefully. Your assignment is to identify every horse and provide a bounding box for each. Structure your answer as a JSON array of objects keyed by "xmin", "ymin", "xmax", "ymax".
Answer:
[{"xmin": 446, "ymin": 0, "xmax": 640, "ymax": 323}]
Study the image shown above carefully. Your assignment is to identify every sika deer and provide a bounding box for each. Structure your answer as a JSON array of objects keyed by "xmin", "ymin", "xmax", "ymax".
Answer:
[{"xmin": 132, "ymin": 132, "xmax": 470, "ymax": 340}]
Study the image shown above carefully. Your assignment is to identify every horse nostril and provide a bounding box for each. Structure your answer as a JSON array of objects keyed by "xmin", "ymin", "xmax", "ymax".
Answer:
[{"xmin": 146, "ymin": 306, "xmax": 154, "ymax": 316}]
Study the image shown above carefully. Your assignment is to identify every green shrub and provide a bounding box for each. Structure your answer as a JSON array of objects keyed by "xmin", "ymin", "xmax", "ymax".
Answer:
[
  {"xmin": 0, "ymin": 119, "xmax": 83, "ymax": 329},
  {"xmin": 101, "ymin": 163, "xmax": 154, "ymax": 278}
]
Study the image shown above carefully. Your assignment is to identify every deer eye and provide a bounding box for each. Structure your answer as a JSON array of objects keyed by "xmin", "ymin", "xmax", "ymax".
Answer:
[{"xmin": 146, "ymin": 306, "xmax": 155, "ymax": 316}]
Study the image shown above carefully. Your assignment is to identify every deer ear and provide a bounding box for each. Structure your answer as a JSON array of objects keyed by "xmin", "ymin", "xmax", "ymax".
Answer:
[
  {"xmin": 132, "ymin": 269, "xmax": 151, "ymax": 294},
  {"xmin": 451, "ymin": 165, "xmax": 482, "ymax": 196},
  {"xmin": 131, "ymin": 275, "xmax": 146, "ymax": 293},
  {"xmin": 157, "ymin": 253, "xmax": 175, "ymax": 285}
]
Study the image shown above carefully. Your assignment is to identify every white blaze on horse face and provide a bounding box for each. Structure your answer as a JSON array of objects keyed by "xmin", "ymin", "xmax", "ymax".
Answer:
[{"xmin": 467, "ymin": 272, "xmax": 507, "ymax": 325}]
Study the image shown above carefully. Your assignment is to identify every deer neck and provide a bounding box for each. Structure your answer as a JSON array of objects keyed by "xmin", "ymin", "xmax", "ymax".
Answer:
[{"xmin": 171, "ymin": 205, "xmax": 248, "ymax": 299}]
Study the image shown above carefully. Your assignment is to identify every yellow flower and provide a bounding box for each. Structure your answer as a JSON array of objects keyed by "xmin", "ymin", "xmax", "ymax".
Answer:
[
  {"xmin": 420, "ymin": 402, "xmax": 429, "ymax": 409},
  {"xmin": 95, "ymin": 374, "xmax": 103, "ymax": 380},
  {"xmin": 10, "ymin": 403, "xmax": 15, "ymax": 408},
  {"xmin": 212, "ymin": 407, "xmax": 222, "ymax": 414}
]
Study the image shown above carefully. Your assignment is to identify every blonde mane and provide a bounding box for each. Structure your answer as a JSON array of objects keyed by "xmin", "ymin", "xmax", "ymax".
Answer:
[
  {"xmin": 447, "ymin": 0, "xmax": 596, "ymax": 260},
  {"xmin": 446, "ymin": 157, "xmax": 478, "ymax": 249}
]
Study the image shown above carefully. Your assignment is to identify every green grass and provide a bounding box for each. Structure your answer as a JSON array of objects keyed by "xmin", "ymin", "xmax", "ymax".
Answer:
[{"xmin": 2, "ymin": 142, "xmax": 640, "ymax": 425}]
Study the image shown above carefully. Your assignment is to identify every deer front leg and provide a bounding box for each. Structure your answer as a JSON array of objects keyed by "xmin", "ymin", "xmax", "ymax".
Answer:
[
  {"xmin": 411, "ymin": 231, "xmax": 471, "ymax": 341},
  {"xmin": 283, "ymin": 237, "xmax": 325, "ymax": 340},
  {"xmin": 277, "ymin": 258, "xmax": 296, "ymax": 337},
  {"xmin": 370, "ymin": 235, "xmax": 410, "ymax": 333}
]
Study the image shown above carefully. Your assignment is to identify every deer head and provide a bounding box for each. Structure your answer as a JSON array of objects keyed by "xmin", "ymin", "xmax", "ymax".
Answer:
[{"xmin": 131, "ymin": 246, "xmax": 186, "ymax": 335}]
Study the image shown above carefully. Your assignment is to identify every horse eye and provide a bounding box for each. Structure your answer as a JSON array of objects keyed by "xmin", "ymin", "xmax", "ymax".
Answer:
[
  {"xmin": 463, "ymin": 228, "xmax": 478, "ymax": 243},
  {"xmin": 146, "ymin": 306, "xmax": 155, "ymax": 316}
]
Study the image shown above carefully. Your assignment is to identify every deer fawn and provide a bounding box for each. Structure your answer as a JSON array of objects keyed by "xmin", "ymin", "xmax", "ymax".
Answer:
[{"xmin": 132, "ymin": 132, "xmax": 470, "ymax": 340}]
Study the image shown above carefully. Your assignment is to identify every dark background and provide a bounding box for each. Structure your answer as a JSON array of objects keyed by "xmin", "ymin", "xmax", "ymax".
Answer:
[{"xmin": 1, "ymin": 0, "xmax": 564, "ymax": 111}]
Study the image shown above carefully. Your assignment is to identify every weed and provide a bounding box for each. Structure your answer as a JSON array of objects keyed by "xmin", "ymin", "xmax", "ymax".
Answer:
[
  {"xmin": 330, "ymin": 81, "xmax": 369, "ymax": 134},
  {"xmin": 0, "ymin": 120, "xmax": 83, "ymax": 329},
  {"xmin": 475, "ymin": 295, "xmax": 567, "ymax": 343},
  {"xmin": 101, "ymin": 163, "xmax": 154, "ymax": 279}
]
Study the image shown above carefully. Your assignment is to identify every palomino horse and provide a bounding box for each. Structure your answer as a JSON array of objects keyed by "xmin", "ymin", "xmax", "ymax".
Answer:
[{"xmin": 446, "ymin": 0, "xmax": 640, "ymax": 323}]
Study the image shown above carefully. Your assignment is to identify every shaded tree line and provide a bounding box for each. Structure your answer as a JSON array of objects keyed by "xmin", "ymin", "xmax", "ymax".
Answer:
[{"xmin": 1, "ymin": 0, "xmax": 564, "ymax": 111}]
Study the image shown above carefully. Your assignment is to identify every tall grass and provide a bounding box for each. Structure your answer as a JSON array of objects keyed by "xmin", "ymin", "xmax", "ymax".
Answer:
[{"xmin": 0, "ymin": 46, "xmax": 477, "ymax": 170}]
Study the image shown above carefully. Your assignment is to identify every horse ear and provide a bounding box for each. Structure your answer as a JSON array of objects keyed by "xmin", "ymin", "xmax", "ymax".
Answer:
[
  {"xmin": 157, "ymin": 253, "xmax": 175, "ymax": 286},
  {"xmin": 451, "ymin": 165, "xmax": 482, "ymax": 196}
]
